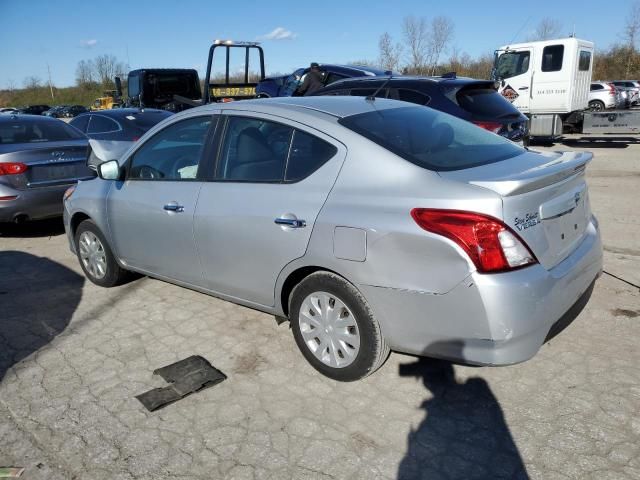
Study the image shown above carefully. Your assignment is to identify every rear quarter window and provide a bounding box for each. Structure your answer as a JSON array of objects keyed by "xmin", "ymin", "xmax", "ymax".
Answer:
[{"xmin": 338, "ymin": 106, "xmax": 523, "ymax": 172}]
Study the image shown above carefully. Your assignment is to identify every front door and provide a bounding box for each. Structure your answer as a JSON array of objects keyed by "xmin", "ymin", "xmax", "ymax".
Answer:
[
  {"xmin": 495, "ymin": 48, "xmax": 533, "ymax": 113},
  {"xmin": 106, "ymin": 115, "xmax": 215, "ymax": 286},
  {"xmin": 194, "ymin": 112, "xmax": 346, "ymax": 306}
]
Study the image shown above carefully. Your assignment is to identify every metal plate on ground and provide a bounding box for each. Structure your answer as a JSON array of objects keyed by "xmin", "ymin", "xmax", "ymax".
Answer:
[
  {"xmin": 583, "ymin": 111, "xmax": 640, "ymax": 134},
  {"xmin": 136, "ymin": 355, "xmax": 226, "ymax": 411}
]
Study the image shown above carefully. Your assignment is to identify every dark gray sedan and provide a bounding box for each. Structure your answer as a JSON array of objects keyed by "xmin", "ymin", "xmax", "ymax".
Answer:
[{"xmin": 0, "ymin": 115, "xmax": 93, "ymax": 223}]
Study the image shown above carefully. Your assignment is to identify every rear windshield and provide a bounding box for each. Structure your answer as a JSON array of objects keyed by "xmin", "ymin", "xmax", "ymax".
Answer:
[
  {"xmin": 0, "ymin": 120, "xmax": 85, "ymax": 144},
  {"xmin": 338, "ymin": 106, "xmax": 523, "ymax": 171},
  {"xmin": 123, "ymin": 111, "xmax": 173, "ymax": 132},
  {"xmin": 456, "ymin": 88, "xmax": 522, "ymax": 119}
]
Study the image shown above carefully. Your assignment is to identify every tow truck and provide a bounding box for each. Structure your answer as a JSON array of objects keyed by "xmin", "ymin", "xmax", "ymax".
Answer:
[
  {"xmin": 173, "ymin": 39, "xmax": 266, "ymax": 109},
  {"xmin": 493, "ymin": 37, "xmax": 640, "ymax": 140}
]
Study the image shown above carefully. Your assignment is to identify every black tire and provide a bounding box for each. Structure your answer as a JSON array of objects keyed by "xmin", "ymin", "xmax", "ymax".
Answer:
[
  {"xmin": 74, "ymin": 219, "xmax": 128, "ymax": 287},
  {"xmin": 588, "ymin": 100, "xmax": 605, "ymax": 112},
  {"xmin": 289, "ymin": 271, "xmax": 390, "ymax": 381}
]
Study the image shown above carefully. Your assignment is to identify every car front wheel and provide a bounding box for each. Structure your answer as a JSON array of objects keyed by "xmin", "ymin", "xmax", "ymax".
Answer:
[
  {"xmin": 289, "ymin": 272, "xmax": 389, "ymax": 381},
  {"xmin": 75, "ymin": 219, "xmax": 128, "ymax": 287}
]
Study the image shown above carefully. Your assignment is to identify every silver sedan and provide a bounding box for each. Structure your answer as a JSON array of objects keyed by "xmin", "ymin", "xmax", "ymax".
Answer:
[{"xmin": 63, "ymin": 97, "xmax": 602, "ymax": 381}]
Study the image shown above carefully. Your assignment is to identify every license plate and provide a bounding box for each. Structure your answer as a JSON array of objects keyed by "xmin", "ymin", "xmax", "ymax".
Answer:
[
  {"xmin": 210, "ymin": 86, "xmax": 256, "ymax": 97},
  {"xmin": 30, "ymin": 163, "xmax": 82, "ymax": 183}
]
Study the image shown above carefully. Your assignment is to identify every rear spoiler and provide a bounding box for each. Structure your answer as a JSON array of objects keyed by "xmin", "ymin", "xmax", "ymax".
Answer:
[{"xmin": 469, "ymin": 151, "xmax": 593, "ymax": 197}]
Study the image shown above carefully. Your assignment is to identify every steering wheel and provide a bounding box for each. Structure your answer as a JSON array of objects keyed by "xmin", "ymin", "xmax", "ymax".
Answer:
[{"xmin": 138, "ymin": 165, "xmax": 164, "ymax": 179}]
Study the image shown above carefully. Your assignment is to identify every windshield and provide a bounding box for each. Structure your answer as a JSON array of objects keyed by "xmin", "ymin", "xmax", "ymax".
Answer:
[
  {"xmin": 495, "ymin": 51, "xmax": 530, "ymax": 79},
  {"xmin": 0, "ymin": 120, "xmax": 85, "ymax": 144},
  {"xmin": 338, "ymin": 106, "xmax": 523, "ymax": 171}
]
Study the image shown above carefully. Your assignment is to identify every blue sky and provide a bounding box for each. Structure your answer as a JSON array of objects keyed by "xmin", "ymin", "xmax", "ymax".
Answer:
[{"xmin": 0, "ymin": 0, "xmax": 628, "ymax": 88}]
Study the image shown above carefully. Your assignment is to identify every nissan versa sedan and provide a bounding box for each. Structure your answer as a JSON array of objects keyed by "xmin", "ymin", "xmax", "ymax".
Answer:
[
  {"xmin": 0, "ymin": 115, "xmax": 93, "ymax": 223},
  {"xmin": 63, "ymin": 97, "xmax": 602, "ymax": 381}
]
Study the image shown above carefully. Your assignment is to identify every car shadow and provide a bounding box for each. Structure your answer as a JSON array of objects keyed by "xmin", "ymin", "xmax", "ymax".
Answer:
[
  {"xmin": 561, "ymin": 136, "xmax": 640, "ymax": 149},
  {"xmin": 0, "ymin": 251, "xmax": 84, "ymax": 382},
  {"xmin": 0, "ymin": 217, "xmax": 66, "ymax": 238},
  {"xmin": 397, "ymin": 341, "xmax": 529, "ymax": 480}
]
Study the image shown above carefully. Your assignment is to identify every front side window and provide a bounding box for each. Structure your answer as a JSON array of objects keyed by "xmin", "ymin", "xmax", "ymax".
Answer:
[
  {"xmin": 495, "ymin": 51, "xmax": 530, "ymax": 79},
  {"xmin": 339, "ymin": 106, "xmax": 523, "ymax": 172},
  {"xmin": 128, "ymin": 116, "xmax": 212, "ymax": 180},
  {"xmin": 579, "ymin": 51, "xmax": 591, "ymax": 71},
  {"xmin": 541, "ymin": 45, "xmax": 564, "ymax": 72}
]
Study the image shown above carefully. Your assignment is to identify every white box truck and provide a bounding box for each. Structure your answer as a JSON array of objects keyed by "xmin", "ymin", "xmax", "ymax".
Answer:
[{"xmin": 494, "ymin": 37, "xmax": 640, "ymax": 139}]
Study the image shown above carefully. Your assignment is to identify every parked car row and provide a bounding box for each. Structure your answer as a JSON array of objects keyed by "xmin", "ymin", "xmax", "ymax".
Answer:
[{"xmin": 589, "ymin": 80, "xmax": 640, "ymax": 111}]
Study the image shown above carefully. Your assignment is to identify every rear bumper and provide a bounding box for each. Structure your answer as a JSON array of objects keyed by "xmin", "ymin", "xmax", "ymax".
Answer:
[
  {"xmin": 359, "ymin": 218, "xmax": 603, "ymax": 366},
  {"xmin": 0, "ymin": 183, "xmax": 69, "ymax": 222}
]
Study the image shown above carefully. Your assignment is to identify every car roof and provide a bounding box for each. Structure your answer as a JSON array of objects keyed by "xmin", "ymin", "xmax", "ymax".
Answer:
[
  {"xmin": 321, "ymin": 75, "xmax": 494, "ymax": 89},
  {"xmin": 77, "ymin": 108, "xmax": 172, "ymax": 118},
  {"xmin": 0, "ymin": 113, "xmax": 64, "ymax": 123},
  {"xmin": 189, "ymin": 96, "xmax": 411, "ymax": 119}
]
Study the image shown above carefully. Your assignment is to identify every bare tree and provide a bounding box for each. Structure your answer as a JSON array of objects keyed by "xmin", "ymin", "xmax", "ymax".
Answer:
[
  {"xmin": 92, "ymin": 54, "xmax": 127, "ymax": 86},
  {"xmin": 623, "ymin": 1, "xmax": 640, "ymax": 76},
  {"xmin": 403, "ymin": 15, "xmax": 429, "ymax": 73},
  {"xmin": 6, "ymin": 79, "xmax": 16, "ymax": 92},
  {"xmin": 428, "ymin": 16, "xmax": 455, "ymax": 74},
  {"xmin": 75, "ymin": 60, "xmax": 94, "ymax": 86},
  {"xmin": 23, "ymin": 76, "xmax": 42, "ymax": 89},
  {"xmin": 530, "ymin": 17, "xmax": 563, "ymax": 41},
  {"xmin": 378, "ymin": 32, "xmax": 403, "ymax": 72}
]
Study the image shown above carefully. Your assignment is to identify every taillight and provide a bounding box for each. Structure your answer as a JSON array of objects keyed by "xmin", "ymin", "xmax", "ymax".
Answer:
[
  {"xmin": 410, "ymin": 209, "xmax": 537, "ymax": 273},
  {"xmin": 132, "ymin": 136, "xmax": 140, "ymax": 142},
  {"xmin": 607, "ymin": 83, "xmax": 616, "ymax": 95},
  {"xmin": 472, "ymin": 121, "xmax": 502, "ymax": 134},
  {"xmin": 0, "ymin": 162, "xmax": 28, "ymax": 176}
]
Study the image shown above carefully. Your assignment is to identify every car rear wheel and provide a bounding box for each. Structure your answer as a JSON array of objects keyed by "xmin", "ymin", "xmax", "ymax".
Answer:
[
  {"xmin": 75, "ymin": 219, "xmax": 128, "ymax": 287},
  {"xmin": 289, "ymin": 271, "xmax": 389, "ymax": 381},
  {"xmin": 588, "ymin": 100, "xmax": 605, "ymax": 112}
]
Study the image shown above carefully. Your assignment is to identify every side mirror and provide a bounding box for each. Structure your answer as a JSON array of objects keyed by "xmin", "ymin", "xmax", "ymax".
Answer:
[{"xmin": 98, "ymin": 160, "xmax": 121, "ymax": 180}]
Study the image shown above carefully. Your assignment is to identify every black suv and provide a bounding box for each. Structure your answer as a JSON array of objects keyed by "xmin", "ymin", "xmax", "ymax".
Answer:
[
  {"xmin": 315, "ymin": 76, "xmax": 528, "ymax": 143},
  {"xmin": 16, "ymin": 104, "xmax": 51, "ymax": 115}
]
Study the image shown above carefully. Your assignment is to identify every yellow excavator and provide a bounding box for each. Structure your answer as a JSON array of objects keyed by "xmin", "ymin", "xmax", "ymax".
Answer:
[{"xmin": 89, "ymin": 79, "xmax": 123, "ymax": 111}]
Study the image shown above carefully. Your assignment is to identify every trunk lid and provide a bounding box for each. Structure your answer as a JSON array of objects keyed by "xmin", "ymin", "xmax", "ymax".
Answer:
[
  {"xmin": 0, "ymin": 140, "xmax": 93, "ymax": 189},
  {"xmin": 440, "ymin": 149, "xmax": 593, "ymax": 270}
]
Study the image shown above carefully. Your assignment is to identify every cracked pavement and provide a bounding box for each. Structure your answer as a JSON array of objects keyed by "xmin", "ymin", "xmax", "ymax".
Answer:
[{"xmin": 1, "ymin": 136, "xmax": 639, "ymax": 479}]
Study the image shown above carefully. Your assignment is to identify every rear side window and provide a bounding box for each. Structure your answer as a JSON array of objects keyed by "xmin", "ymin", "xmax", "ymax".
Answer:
[
  {"xmin": 579, "ymin": 51, "xmax": 591, "ymax": 71},
  {"xmin": 339, "ymin": 106, "xmax": 523, "ymax": 172},
  {"xmin": 217, "ymin": 117, "xmax": 293, "ymax": 182},
  {"xmin": 70, "ymin": 115, "xmax": 90, "ymax": 133},
  {"xmin": 590, "ymin": 84, "xmax": 603, "ymax": 91},
  {"xmin": 456, "ymin": 88, "xmax": 521, "ymax": 118},
  {"xmin": 0, "ymin": 120, "xmax": 85, "ymax": 144},
  {"xmin": 285, "ymin": 130, "xmax": 337, "ymax": 182},
  {"xmin": 541, "ymin": 45, "xmax": 564, "ymax": 72},
  {"xmin": 88, "ymin": 116, "xmax": 120, "ymax": 134}
]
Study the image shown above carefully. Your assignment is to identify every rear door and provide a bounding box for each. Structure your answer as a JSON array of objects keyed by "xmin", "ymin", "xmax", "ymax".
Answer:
[
  {"xmin": 495, "ymin": 48, "xmax": 533, "ymax": 112},
  {"xmin": 106, "ymin": 115, "xmax": 216, "ymax": 286},
  {"xmin": 194, "ymin": 111, "xmax": 346, "ymax": 306}
]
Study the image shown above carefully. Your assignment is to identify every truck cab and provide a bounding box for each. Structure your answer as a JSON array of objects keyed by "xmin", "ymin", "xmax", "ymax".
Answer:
[
  {"xmin": 494, "ymin": 38, "xmax": 594, "ymax": 138},
  {"xmin": 126, "ymin": 68, "xmax": 202, "ymax": 112}
]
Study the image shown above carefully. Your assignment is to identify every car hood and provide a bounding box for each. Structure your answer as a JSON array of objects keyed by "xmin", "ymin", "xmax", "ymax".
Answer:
[{"xmin": 87, "ymin": 139, "xmax": 135, "ymax": 168}]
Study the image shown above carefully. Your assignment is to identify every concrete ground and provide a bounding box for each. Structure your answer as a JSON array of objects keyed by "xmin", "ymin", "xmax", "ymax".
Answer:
[{"xmin": 0, "ymin": 135, "xmax": 638, "ymax": 480}]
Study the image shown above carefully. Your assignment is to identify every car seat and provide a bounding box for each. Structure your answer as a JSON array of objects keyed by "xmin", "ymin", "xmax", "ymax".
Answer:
[{"xmin": 228, "ymin": 127, "xmax": 283, "ymax": 181}]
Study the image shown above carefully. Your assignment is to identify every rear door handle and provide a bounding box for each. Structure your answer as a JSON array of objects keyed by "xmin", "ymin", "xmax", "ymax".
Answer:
[
  {"xmin": 274, "ymin": 217, "xmax": 306, "ymax": 228},
  {"xmin": 164, "ymin": 203, "xmax": 185, "ymax": 213}
]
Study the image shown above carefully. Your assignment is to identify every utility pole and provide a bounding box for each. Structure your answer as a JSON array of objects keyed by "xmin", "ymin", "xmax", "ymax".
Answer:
[{"xmin": 46, "ymin": 63, "xmax": 55, "ymax": 101}]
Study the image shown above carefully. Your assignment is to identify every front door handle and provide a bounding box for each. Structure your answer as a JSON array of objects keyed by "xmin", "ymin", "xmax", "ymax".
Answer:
[
  {"xmin": 275, "ymin": 217, "xmax": 306, "ymax": 228},
  {"xmin": 164, "ymin": 203, "xmax": 185, "ymax": 213},
  {"xmin": 518, "ymin": 86, "xmax": 529, "ymax": 91}
]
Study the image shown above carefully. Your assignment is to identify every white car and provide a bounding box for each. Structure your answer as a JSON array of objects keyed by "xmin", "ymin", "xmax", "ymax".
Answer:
[{"xmin": 589, "ymin": 82, "xmax": 620, "ymax": 111}]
